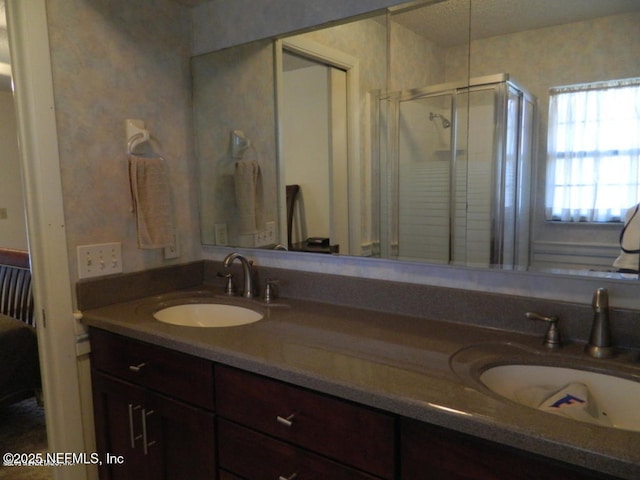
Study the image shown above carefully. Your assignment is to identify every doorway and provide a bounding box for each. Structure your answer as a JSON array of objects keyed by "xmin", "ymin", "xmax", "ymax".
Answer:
[
  {"xmin": 276, "ymin": 36, "xmax": 362, "ymax": 255},
  {"xmin": 5, "ymin": 2, "xmax": 88, "ymax": 480},
  {"xmin": 281, "ymin": 51, "xmax": 349, "ymax": 253},
  {"xmin": 0, "ymin": 2, "xmax": 50, "ymax": 478}
]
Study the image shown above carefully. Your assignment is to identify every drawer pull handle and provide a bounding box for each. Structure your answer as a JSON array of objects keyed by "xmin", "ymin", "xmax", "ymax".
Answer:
[
  {"xmin": 128, "ymin": 362, "xmax": 147, "ymax": 373},
  {"xmin": 276, "ymin": 414, "xmax": 295, "ymax": 427},
  {"xmin": 279, "ymin": 474, "xmax": 297, "ymax": 480}
]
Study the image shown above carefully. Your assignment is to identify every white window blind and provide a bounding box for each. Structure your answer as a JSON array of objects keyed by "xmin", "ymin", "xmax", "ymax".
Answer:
[{"xmin": 545, "ymin": 78, "xmax": 640, "ymax": 222}]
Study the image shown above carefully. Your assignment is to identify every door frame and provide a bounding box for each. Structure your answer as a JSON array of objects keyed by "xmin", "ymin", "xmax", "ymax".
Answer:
[
  {"xmin": 275, "ymin": 36, "xmax": 362, "ymax": 254},
  {"xmin": 7, "ymin": 2, "xmax": 87, "ymax": 478}
]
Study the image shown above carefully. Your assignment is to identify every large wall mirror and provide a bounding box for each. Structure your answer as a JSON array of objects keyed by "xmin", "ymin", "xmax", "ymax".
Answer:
[{"xmin": 192, "ymin": 0, "xmax": 640, "ymax": 280}]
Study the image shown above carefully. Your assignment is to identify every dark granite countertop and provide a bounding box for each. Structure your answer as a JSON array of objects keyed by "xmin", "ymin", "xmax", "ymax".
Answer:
[{"xmin": 81, "ymin": 286, "xmax": 640, "ymax": 479}]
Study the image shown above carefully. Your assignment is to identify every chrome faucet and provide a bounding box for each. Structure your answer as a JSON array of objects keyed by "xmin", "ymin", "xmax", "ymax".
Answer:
[
  {"xmin": 223, "ymin": 252, "xmax": 256, "ymax": 298},
  {"xmin": 585, "ymin": 288, "xmax": 614, "ymax": 358}
]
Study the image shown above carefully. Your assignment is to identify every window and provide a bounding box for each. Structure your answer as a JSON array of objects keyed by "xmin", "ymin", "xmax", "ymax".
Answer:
[{"xmin": 545, "ymin": 78, "xmax": 640, "ymax": 222}]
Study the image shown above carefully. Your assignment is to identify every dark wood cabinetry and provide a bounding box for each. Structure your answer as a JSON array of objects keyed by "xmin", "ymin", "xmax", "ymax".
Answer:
[
  {"xmin": 89, "ymin": 328, "xmax": 622, "ymax": 480},
  {"xmin": 90, "ymin": 327, "xmax": 213, "ymax": 408},
  {"xmin": 215, "ymin": 365, "xmax": 396, "ymax": 479},
  {"xmin": 90, "ymin": 329, "xmax": 215, "ymax": 480},
  {"xmin": 400, "ymin": 418, "xmax": 615, "ymax": 480},
  {"xmin": 219, "ymin": 418, "xmax": 381, "ymax": 480}
]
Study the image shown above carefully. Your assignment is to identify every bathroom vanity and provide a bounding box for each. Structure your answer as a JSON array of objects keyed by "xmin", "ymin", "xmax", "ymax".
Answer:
[
  {"xmin": 90, "ymin": 328, "xmax": 215, "ymax": 479},
  {"xmin": 80, "ymin": 272, "xmax": 639, "ymax": 480},
  {"xmin": 89, "ymin": 326, "xmax": 616, "ymax": 480}
]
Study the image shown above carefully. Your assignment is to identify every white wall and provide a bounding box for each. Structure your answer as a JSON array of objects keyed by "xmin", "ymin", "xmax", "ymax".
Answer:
[
  {"xmin": 283, "ymin": 64, "xmax": 332, "ymax": 242},
  {"xmin": 0, "ymin": 91, "xmax": 28, "ymax": 250}
]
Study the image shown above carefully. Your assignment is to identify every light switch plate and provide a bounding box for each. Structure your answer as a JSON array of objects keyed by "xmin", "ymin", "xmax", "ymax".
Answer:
[{"xmin": 77, "ymin": 242, "xmax": 123, "ymax": 279}]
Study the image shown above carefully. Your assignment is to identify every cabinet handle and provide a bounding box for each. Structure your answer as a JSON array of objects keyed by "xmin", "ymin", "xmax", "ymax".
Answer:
[
  {"xmin": 128, "ymin": 362, "xmax": 147, "ymax": 373},
  {"xmin": 128, "ymin": 404, "xmax": 138, "ymax": 448},
  {"xmin": 141, "ymin": 408, "xmax": 156, "ymax": 455},
  {"xmin": 128, "ymin": 404, "xmax": 143, "ymax": 448},
  {"xmin": 276, "ymin": 414, "xmax": 295, "ymax": 427},
  {"xmin": 278, "ymin": 474, "xmax": 297, "ymax": 480}
]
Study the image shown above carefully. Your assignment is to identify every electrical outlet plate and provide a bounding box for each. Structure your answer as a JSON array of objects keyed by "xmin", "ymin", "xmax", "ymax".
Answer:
[
  {"xmin": 164, "ymin": 233, "xmax": 180, "ymax": 259},
  {"xmin": 265, "ymin": 221, "xmax": 276, "ymax": 244},
  {"xmin": 236, "ymin": 222, "xmax": 278, "ymax": 248},
  {"xmin": 77, "ymin": 242, "xmax": 123, "ymax": 279},
  {"xmin": 214, "ymin": 223, "xmax": 229, "ymax": 246}
]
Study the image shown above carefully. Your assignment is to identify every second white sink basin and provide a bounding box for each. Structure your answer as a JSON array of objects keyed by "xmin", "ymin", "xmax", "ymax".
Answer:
[
  {"xmin": 480, "ymin": 364, "xmax": 640, "ymax": 432},
  {"xmin": 153, "ymin": 303, "xmax": 263, "ymax": 327}
]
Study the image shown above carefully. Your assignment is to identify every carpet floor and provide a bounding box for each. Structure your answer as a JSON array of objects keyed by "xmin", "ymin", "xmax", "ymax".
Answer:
[{"xmin": 0, "ymin": 398, "xmax": 51, "ymax": 479}]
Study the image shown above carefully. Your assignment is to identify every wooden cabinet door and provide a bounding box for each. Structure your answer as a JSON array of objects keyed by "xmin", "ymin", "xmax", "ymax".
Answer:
[
  {"xmin": 92, "ymin": 371, "xmax": 216, "ymax": 480},
  {"xmin": 401, "ymin": 418, "xmax": 615, "ymax": 480},
  {"xmin": 145, "ymin": 389, "xmax": 216, "ymax": 480},
  {"xmin": 92, "ymin": 372, "xmax": 149, "ymax": 480}
]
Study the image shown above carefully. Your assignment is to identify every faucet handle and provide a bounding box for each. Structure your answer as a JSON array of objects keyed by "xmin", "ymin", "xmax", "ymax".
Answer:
[
  {"xmin": 217, "ymin": 272, "xmax": 236, "ymax": 296},
  {"xmin": 264, "ymin": 278, "xmax": 280, "ymax": 304},
  {"xmin": 525, "ymin": 312, "xmax": 562, "ymax": 349}
]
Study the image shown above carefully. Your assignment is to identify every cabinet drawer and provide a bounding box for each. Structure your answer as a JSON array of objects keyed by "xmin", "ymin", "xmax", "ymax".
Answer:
[
  {"xmin": 215, "ymin": 365, "xmax": 395, "ymax": 479},
  {"xmin": 219, "ymin": 419, "xmax": 381, "ymax": 480},
  {"xmin": 90, "ymin": 328, "xmax": 214, "ymax": 409},
  {"xmin": 401, "ymin": 418, "xmax": 613, "ymax": 480}
]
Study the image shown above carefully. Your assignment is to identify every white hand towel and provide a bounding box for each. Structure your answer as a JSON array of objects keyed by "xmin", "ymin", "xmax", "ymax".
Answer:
[
  {"xmin": 234, "ymin": 160, "xmax": 261, "ymax": 234},
  {"xmin": 129, "ymin": 155, "xmax": 175, "ymax": 249}
]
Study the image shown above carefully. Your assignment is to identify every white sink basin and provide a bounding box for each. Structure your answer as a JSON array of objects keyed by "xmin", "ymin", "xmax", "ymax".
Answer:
[
  {"xmin": 153, "ymin": 303, "xmax": 263, "ymax": 327},
  {"xmin": 481, "ymin": 364, "xmax": 640, "ymax": 432}
]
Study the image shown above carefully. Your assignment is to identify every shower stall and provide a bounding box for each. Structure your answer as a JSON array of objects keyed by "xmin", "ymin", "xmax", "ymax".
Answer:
[{"xmin": 376, "ymin": 74, "xmax": 536, "ymax": 269}]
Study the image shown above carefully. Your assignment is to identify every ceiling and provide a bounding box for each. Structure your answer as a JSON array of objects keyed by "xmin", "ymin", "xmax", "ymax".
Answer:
[{"xmin": 393, "ymin": 0, "xmax": 640, "ymax": 46}]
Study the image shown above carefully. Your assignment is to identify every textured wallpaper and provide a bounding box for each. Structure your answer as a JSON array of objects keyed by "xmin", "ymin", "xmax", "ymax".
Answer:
[
  {"xmin": 193, "ymin": 15, "xmax": 389, "ymax": 249},
  {"xmin": 46, "ymin": 0, "xmax": 200, "ymax": 280},
  {"xmin": 192, "ymin": 40, "xmax": 277, "ymax": 246},
  {"xmin": 460, "ymin": 11, "xmax": 640, "ymax": 249},
  {"xmin": 192, "ymin": 0, "xmax": 409, "ymax": 55}
]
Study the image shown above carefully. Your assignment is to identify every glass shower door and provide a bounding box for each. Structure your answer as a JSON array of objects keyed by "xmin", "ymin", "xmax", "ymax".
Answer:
[{"xmin": 395, "ymin": 92, "xmax": 454, "ymax": 262}]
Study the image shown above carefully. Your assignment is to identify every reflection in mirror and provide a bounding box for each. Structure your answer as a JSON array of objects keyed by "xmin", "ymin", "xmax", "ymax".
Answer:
[
  {"xmin": 193, "ymin": 40, "xmax": 278, "ymax": 248},
  {"xmin": 468, "ymin": 0, "xmax": 640, "ymax": 278},
  {"xmin": 276, "ymin": 2, "xmax": 472, "ymax": 259},
  {"xmin": 192, "ymin": 0, "xmax": 640, "ymax": 280},
  {"xmin": 279, "ymin": 47, "xmax": 355, "ymax": 255},
  {"xmin": 378, "ymin": 0, "xmax": 535, "ymax": 269},
  {"xmin": 276, "ymin": 14, "xmax": 388, "ymax": 256},
  {"xmin": 281, "ymin": 53, "xmax": 334, "ymax": 252},
  {"xmin": 377, "ymin": 74, "xmax": 534, "ymax": 269}
]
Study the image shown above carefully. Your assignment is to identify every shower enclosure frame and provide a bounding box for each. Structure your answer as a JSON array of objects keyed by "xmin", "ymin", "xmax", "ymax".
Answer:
[{"xmin": 375, "ymin": 73, "xmax": 537, "ymax": 269}]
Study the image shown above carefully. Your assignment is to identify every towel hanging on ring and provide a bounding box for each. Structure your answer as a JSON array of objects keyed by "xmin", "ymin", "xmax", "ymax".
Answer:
[
  {"xmin": 129, "ymin": 154, "xmax": 175, "ymax": 249},
  {"xmin": 234, "ymin": 160, "xmax": 261, "ymax": 234}
]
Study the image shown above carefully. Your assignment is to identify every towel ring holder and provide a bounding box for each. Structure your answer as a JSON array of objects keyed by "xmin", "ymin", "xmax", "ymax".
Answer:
[{"xmin": 127, "ymin": 131, "xmax": 161, "ymax": 155}]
